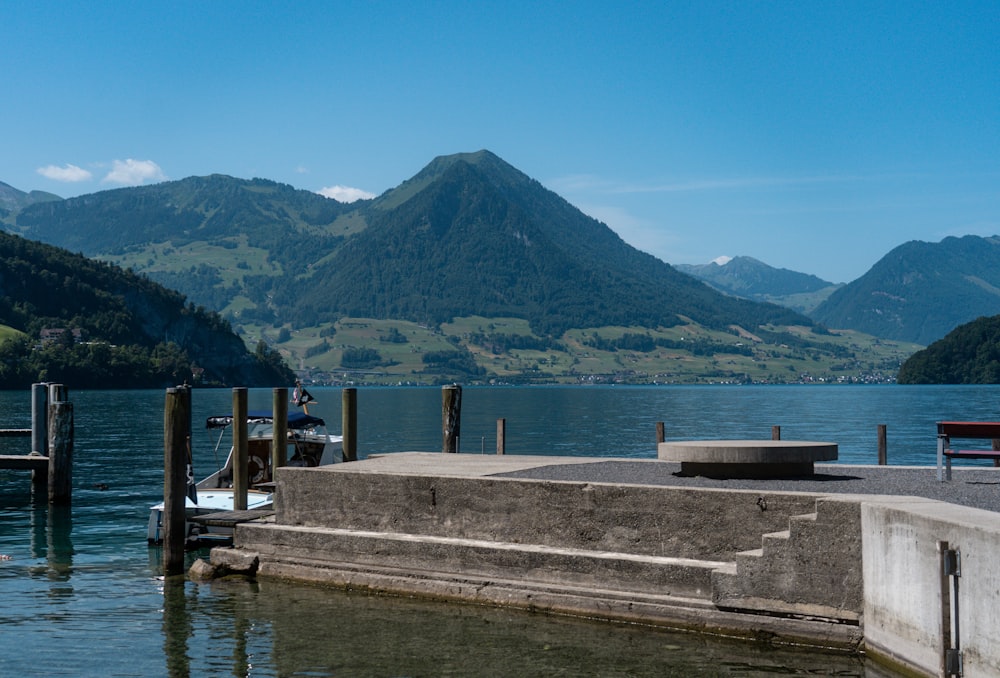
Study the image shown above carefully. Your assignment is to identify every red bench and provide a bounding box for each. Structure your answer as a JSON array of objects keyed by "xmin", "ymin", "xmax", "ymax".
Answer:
[{"xmin": 936, "ymin": 421, "xmax": 1000, "ymax": 481}]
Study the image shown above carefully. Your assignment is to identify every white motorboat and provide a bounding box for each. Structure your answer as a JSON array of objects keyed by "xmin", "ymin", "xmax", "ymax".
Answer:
[{"xmin": 147, "ymin": 409, "xmax": 343, "ymax": 545}]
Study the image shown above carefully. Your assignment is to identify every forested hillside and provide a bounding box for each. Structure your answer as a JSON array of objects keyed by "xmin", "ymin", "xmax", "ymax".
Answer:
[
  {"xmin": 1, "ymin": 151, "xmax": 922, "ymax": 384},
  {"xmin": 0, "ymin": 231, "xmax": 293, "ymax": 388},
  {"xmin": 812, "ymin": 236, "xmax": 1000, "ymax": 345},
  {"xmin": 897, "ymin": 315, "xmax": 1000, "ymax": 384}
]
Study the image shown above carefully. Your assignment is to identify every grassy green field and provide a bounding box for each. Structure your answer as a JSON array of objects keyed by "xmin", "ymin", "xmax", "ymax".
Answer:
[{"xmin": 238, "ymin": 316, "xmax": 921, "ymax": 386}]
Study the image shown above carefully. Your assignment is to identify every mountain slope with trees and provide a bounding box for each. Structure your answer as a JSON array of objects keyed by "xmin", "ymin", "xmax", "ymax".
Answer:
[
  {"xmin": 276, "ymin": 151, "xmax": 809, "ymax": 335},
  {"xmin": 6, "ymin": 151, "xmax": 809, "ymax": 337},
  {"xmin": 1, "ymin": 151, "xmax": 921, "ymax": 384},
  {"xmin": 0, "ymin": 231, "xmax": 293, "ymax": 388},
  {"xmin": 811, "ymin": 236, "xmax": 1000, "ymax": 345},
  {"xmin": 897, "ymin": 314, "xmax": 1000, "ymax": 384}
]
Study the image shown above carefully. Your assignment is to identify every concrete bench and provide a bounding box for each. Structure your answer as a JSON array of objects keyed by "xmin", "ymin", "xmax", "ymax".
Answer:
[{"xmin": 657, "ymin": 440, "xmax": 838, "ymax": 478}]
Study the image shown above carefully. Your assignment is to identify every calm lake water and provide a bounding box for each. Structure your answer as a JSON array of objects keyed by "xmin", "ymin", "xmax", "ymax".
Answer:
[{"xmin": 4, "ymin": 384, "xmax": 993, "ymax": 676}]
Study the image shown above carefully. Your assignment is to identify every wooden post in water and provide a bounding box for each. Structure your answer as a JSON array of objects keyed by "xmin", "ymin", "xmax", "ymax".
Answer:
[
  {"xmin": 163, "ymin": 386, "xmax": 191, "ymax": 575},
  {"xmin": 772, "ymin": 425, "xmax": 781, "ymax": 441},
  {"xmin": 656, "ymin": 422, "xmax": 665, "ymax": 444},
  {"xmin": 442, "ymin": 384, "xmax": 462, "ymax": 453},
  {"xmin": 497, "ymin": 418, "xmax": 506, "ymax": 455},
  {"xmin": 232, "ymin": 387, "xmax": 249, "ymax": 511},
  {"xmin": 31, "ymin": 383, "xmax": 48, "ymax": 491},
  {"xmin": 342, "ymin": 388, "xmax": 357, "ymax": 462},
  {"xmin": 31, "ymin": 382, "xmax": 47, "ymax": 455},
  {"xmin": 878, "ymin": 425, "xmax": 888, "ymax": 465},
  {"xmin": 993, "ymin": 439, "xmax": 1000, "ymax": 467},
  {"xmin": 47, "ymin": 398, "xmax": 73, "ymax": 504},
  {"xmin": 272, "ymin": 388, "xmax": 288, "ymax": 474}
]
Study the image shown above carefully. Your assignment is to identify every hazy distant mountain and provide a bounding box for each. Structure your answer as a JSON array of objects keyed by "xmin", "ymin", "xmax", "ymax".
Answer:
[
  {"xmin": 811, "ymin": 235, "xmax": 1000, "ymax": 345},
  {"xmin": 5, "ymin": 151, "xmax": 809, "ymax": 336},
  {"xmin": 676, "ymin": 256, "xmax": 841, "ymax": 314},
  {"xmin": 0, "ymin": 181, "xmax": 61, "ymax": 216}
]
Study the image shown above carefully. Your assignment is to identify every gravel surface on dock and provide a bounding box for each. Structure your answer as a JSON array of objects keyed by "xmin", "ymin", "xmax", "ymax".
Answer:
[{"xmin": 493, "ymin": 462, "xmax": 1000, "ymax": 514}]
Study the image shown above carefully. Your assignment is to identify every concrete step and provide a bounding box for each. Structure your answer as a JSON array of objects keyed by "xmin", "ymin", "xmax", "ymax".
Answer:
[{"xmin": 236, "ymin": 522, "xmax": 730, "ymax": 601}]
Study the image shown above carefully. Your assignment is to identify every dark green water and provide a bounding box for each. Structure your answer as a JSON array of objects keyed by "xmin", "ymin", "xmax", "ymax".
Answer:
[{"xmin": 5, "ymin": 385, "xmax": 984, "ymax": 675}]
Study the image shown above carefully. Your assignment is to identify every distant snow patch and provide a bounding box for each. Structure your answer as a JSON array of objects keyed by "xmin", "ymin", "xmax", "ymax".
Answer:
[{"xmin": 712, "ymin": 255, "xmax": 733, "ymax": 266}]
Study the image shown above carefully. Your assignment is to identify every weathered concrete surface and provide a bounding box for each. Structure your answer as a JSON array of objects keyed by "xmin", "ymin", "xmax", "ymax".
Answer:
[
  {"xmin": 712, "ymin": 496, "xmax": 863, "ymax": 622},
  {"xmin": 862, "ymin": 496, "xmax": 1000, "ymax": 678},
  {"xmin": 225, "ymin": 453, "xmax": 865, "ymax": 647},
  {"xmin": 273, "ymin": 456, "xmax": 822, "ymax": 561}
]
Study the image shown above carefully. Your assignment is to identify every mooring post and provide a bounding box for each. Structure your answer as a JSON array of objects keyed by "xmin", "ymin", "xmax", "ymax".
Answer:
[
  {"xmin": 342, "ymin": 388, "xmax": 357, "ymax": 462},
  {"xmin": 272, "ymin": 387, "xmax": 288, "ymax": 473},
  {"xmin": 47, "ymin": 398, "xmax": 73, "ymax": 504},
  {"xmin": 497, "ymin": 418, "xmax": 506, "ymax": 455},
  {"xmin": 232, "ymin": 387, "xmax": 249, "ymax": 511},
  {"xmin": 772, "ymin": 425, "xmax": 781, "ymax": 441},
  {"xmin": 31, "ymin": 382, "xmax": 47, "ymax": 455},
  {"xmin": 442, "ymin": 384, "xmax": 462, "ymax": 453},
  {"xmin": 163, "ymin": 385, "xmax": 191, "ymax": 575},
  {"xmin": 993, "ymin": 438, "xmax": 1000, "ymax": 467},
  {"xmin": 30, "ymin": 383, "xmax": 48, "ymax": 492},
  {"xmin": 878, "ymin": 424, "xmax": 888, "ymax": 465},
  {"xmin": 656, "ymin": 421, "xmax": 665, "ymax": 444}
]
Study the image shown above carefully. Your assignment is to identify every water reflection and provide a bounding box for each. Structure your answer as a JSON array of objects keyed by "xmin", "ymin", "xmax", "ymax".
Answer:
[
  {"xmin": 181, "ymin": 577, "xmax": 881, "ymax": 677},
  {"xmin": 163, "ymin": 575, "xmax": 191, "ymax": 678}
]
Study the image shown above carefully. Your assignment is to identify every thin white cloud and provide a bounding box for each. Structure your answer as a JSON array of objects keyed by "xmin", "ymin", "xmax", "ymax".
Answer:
[
  {"xmin": 551, "ymin": 172, "xmax": 891, "ymax": 196},
  {"xmin": 318, "ymin": 185, "xmax": 375, "ymax": 203},
  {"xmin": 36, "ymin": 163, "xmax": 93, "ymax": 182},
  {"xmin": 102, "ymin": 159, "xmax": 166, "ymax": 186}
]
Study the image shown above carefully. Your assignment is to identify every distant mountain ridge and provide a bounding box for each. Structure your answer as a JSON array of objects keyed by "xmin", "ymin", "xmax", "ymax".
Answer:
[
  {"xmin": 0, "ymin": 181, "xmax": 61, "ymax": 215},
  {"xmin": 811, "ymin": 235, "xmax": 1000, "ymax": 345},
  {"xmin": 676, "ymin": 256, "xmax": 841, "ymax": 314},
  {"xmin": 4, "ymin": 151, "xmax": 809, "ymax": 337}
]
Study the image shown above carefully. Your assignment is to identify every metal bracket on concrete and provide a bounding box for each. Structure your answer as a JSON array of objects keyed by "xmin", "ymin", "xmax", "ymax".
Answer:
[{"xmin": 942, "ymin": 546, "xmax": 963, "ymax": 677}]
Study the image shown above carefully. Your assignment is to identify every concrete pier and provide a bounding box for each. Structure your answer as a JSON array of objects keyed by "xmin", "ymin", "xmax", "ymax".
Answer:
[{"xmin": 210, "ymin": 453, "xmax": 1000, "ymax": 677}]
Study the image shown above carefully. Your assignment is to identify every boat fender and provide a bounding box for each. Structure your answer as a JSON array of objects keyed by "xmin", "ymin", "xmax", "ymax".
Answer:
[{"xmin": 248, "ymin": 454, "xmax": 267, "ymax": 484}]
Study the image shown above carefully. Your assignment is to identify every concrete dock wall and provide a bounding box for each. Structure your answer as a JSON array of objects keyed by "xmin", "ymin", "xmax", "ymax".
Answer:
[
  {"xmin": 862, "ymin": 497, "xmax": 1000, "ymax": 678},
  {"xmin": 274, "ymin": 465, "xmax": 821, "ymax": 561},
  {"xmin": 213, "ymin": 454, "xmax": 1000, "ymax": 675}
]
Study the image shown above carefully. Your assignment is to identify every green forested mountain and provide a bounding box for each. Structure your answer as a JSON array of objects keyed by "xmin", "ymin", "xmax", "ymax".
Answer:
[
  {"xmin": 277, "ymin": 152, "xmax": 808, "ymax": 334},
  {"xmin": 897, "ymin": 315, "xmax": 1000, "ymax": 384},
  {"xmin": 2, "ymin": 151, "xmax": 921, "ymax": 384},
  {"xmin": 811, "ymin": 236, "xmax": 1000, "ymax": 346},
  {"xmin": 6, "ymin": 151, "xmax": 808, "ymax": 336},
  {"xmin": 0, "ymin": 231, "xmax": 292, "ymax": 388},
  {"xmin": 676, "ymin": 256, "xmax": 841, "ymax": 314}
]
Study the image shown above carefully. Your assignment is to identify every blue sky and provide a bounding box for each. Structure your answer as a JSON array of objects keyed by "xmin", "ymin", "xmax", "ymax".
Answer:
[{"xmin": 4, "ymin": 1, "xmax": 998, "ymax": 283}]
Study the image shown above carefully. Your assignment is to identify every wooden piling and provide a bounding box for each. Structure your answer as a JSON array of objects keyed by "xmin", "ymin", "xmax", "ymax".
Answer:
[
  {"xmin": 342, "ymin": 388, "xmax": 357, "ymax": 462},
  {"xmin": 772, "ymin": 426, "xmax": 781, "ymax": 441},
  {"xmin": 878, "ymin": 425, "xmax": 888, "ymax": 465},
  {"xmin": 442, "ymin": 384, "xmax": 462, "ymax": 453},
  {"xmin": 656, "ymin": 422, "xmax": 665, "ymax": 444},
  {"xmin": 47, "ymin": 399, "xmax": 73, "ymax": 504},
  {"xmin": 232, "ymin": 387, "xmax": 248, "ymax": 511},
  {"xmin": 272, "ymin": 388, "xmax": 288, "ymax": 473},
  {"xmin": 163, "ymin": 386, "xmax": 191, "ymax": 575},
  {"xmin": 31, "ymin": 382, "xmax": 47, "ymax": 455},
  {"xmin": 497, "ymin": 418, "xmax": 506, "ymax": 455}
]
